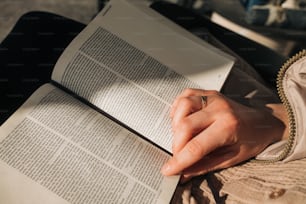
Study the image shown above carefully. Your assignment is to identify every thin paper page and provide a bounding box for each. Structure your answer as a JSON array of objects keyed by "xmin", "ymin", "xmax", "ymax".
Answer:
[
  {"xmin": 51, "ymin": 0, "xmax": 234, "ymax": 152},
  {"xmin": 94, "ymin": 0, "xmax": 234, "ymax": 89},
  {"xmin": 0, "ymin": 84, "xmax": 179, "ymax": 204},
  {"xmin": 52, "ymin": 0, "xmax": 234, "ymax": 89},
  {"xmin": 128, "ymin": 0, "xmax": 235, "ymax": 60}
]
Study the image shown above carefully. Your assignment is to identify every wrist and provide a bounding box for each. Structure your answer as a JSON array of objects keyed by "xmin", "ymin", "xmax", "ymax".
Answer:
[{"xmin": 265, "ymin": 103, "xmax": 289, "ymax": 141}]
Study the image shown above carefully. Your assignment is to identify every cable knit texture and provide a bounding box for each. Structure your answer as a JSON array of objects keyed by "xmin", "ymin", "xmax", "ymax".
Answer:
[{"xmin": 173, "ymin": 158, "xmax": 306, "ymax": 203}]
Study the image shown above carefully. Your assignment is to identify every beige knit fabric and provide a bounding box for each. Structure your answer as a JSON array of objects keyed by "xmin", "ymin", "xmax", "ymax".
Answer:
[{"xmin": 172, "ymin": 158, "xmax": 306, "ymax": 203}]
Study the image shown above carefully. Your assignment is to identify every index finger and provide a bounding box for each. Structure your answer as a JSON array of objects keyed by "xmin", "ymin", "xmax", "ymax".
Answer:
[{"xmin": 161, "ymin": 121, "xmax": 224, "ymax": 176}]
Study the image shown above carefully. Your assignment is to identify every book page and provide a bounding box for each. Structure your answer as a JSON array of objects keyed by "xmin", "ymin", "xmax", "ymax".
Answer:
[
  {"xmin": 0, "ymin": 84, "xmax": 179, "ymax": 204},
  {"xmin": 52, "ymin": 0, "xmax": 234, "ymax": 152}
]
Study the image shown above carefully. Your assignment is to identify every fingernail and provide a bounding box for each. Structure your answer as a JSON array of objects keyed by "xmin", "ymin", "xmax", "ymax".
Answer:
[
  {"xmin": 161, "ymin": 163, "xmax": 171, "ymax": 175},
  {"xmin": 180, "ymin": 174, "xmax": 192, "ymax": 184}
]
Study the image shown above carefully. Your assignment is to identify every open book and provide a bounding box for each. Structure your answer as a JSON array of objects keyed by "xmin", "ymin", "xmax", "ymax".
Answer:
[{"xmin": 0, "ymin": 1, "xmax": 234, "ymax": 203}]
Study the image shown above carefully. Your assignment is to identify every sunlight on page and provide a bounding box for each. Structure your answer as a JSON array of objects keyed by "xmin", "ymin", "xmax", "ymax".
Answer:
[{"xmin": 0, "ymin": 84, "xmax": 179, "ymax": 204}]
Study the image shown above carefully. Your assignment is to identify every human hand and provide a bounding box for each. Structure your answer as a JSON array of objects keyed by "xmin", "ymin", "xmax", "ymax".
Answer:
[{"xmin": 161, "ymin": 88, "xmax": 288, "ymax": 181}]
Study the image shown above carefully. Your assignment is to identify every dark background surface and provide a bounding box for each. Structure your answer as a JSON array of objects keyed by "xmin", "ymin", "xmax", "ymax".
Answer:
[
  {"xmin": 210, "ymin": 0, "xmax": 306, "ymax": 57},
  {"xmin": 1, "ymin": 0, "xmax": 305, "ymax": 56}
]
